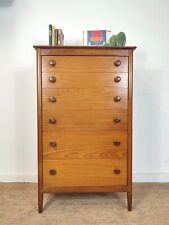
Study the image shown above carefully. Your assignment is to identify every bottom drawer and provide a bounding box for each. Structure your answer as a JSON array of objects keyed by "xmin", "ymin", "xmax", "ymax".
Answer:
[{"xmin": 43, "ymin": 159, "xmax": 127, "ymax": 189}]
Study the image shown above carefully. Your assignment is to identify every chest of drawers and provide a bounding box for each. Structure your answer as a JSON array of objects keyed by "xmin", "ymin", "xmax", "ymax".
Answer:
[{"xmin": 34, "ymin": 46, "xmax": 136, "ymax": 213}]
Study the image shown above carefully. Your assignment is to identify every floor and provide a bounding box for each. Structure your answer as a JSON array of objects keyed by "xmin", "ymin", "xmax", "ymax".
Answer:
[{"xmin": 0, "ymin": 183, "xmax": 169, "ymax": 225}]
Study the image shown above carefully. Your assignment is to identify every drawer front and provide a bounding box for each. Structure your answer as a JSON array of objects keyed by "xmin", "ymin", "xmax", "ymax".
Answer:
[
  {"xmin": 42, "ymin": 88, "xmax": 127, "ymax": 110},
  {"xmin": 43, "ymin": 130, "xmax": 127, "ymax": 160},
  {"xmin": 43, "ymin": 109, "xmax": 127, "ymax": 131},
  {"xmin": 42, "ymin": 56, "xmax": 128, "ymax": 73},
  {"xmin": 42, "ymin": 72, "xmax": 128, "ymax": 89},
  {"xmin": 43, "ymin": 159, "xmax": 127, "ymax": 188}
]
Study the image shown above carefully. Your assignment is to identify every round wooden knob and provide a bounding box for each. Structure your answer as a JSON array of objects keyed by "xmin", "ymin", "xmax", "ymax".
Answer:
[
  {"xmin": 114, "ymin": 60, "xmax": 121, "ymax": 67},
  {"xmin": 114, "ymin": 76, "xmax": 121, "ymax": 83},
  {"xmin": 49, "ymin": 169, "xmax": 56, "ymax": 175},
  {"xmin": 49, "ymin": 96, "xmax": 56, "ymax": 102},
  {"xmin": 114, "ymin": 169, "xmax": 121, "ymax": 174},
  {"xmin": 114, "ymin": 117, "xmax": 121, "ymax": 123},
  {"xmin": 49, "ymin": 76, "xmax": 56, "ymax": 83},
  {"xmin": 50, "ymin": 140, "xmax": 57, "ymax": 148},
  {"xmin": 49, "ymin": 60, "xmax": 56, "ymax": 66},
  {"xmin": 49, "ymin": 117, "xmax": 57, "ymax": 124},
  {"xmin": 114, "ymin": 96, "xmax": 121, "ymax": 102},
  {"xmin": 113, "ymin": 140, "xmax": 121, "ymax": 146}
]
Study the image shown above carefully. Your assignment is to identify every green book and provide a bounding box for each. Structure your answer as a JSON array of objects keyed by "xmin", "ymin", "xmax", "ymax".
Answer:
[
  {"xmin": 55, "ymin": 29, "xmax": 58, "ymax": 46},
  {"xmin": 49, "ymin": 24, "xmax": 52, "ymax": 46}
]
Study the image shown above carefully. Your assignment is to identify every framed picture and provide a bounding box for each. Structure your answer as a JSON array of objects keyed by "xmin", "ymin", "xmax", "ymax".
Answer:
[{"xmin": 83, "ymin": 30, "xmax": 111, "ymax": 46}]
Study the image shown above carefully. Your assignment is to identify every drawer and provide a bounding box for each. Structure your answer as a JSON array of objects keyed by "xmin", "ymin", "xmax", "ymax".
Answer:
[
  {"xmin": 42, "ymin": 72, "xmax": 128, "ymax": 89},
  {"xmin": 42, "ymin": 56, "xmax": 128, "ymax": 73},
  {"xmin": 43, "ymin": 109, "xmax": 127, "ymax": 131},
  {"xmin": 43, "ymin": 159, "xmax": 127, "ymax": 188},
  {"xmin": 42, "ymin": 88, "xmax": 128, "ymax": 110},
  {"xmin": 43, "ymin": 130, "xmax": 127, "ymax": 160}
]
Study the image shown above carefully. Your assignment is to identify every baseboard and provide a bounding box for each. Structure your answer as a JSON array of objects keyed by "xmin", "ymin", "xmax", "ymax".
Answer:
[
  {"xmin": 133, "ymin": 172, "xmax": 169, "ymax": 182},
  {"xmin": 0, "ymin": 174, "xmax": 37, "ymax": 182},
  {"xmin": 0, "ymin": 173, "xmax": 169, "ymax": 183}
]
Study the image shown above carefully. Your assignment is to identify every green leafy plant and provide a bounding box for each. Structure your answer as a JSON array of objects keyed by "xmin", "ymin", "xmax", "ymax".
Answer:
[
  {"xmin": 108, "ymin": 32, "xmax": 126, "ymax": 47},
  {"xmin": 109, "ymin": 35, "xmax": 118, "ymax": 46}
]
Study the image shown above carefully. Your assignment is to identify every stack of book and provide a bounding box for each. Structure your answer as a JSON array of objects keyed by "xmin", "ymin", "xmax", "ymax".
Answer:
[{"xmin": 49, "ymin": 24, "xmax": 64, "ymax": 46}]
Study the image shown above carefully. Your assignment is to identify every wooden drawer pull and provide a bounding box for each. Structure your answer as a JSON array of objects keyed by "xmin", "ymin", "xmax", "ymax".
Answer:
[
  {"xmin": 114, "ymin": 140, "xmax": 121, "ymax": 146},
  {"xmin": 49, "ymin": 169, "xmax": 56, "ymax": 176},
  {"xmin": 114, "ymin": 96, "xmax": 121, "ymax": 102},
  {"xmin": 49, "ymin": 76, "xmax": 56, "ymax": 83},
  {"xmin": 114, "ymin": 76, "xmax": 121, "ymax": 83},
  {"xmin": 49, "ymin": 60, "xmax": 56, "ymax": 66},
  {"xmin": 114, "ymin": 169, "xmax": 121, "ymax": 175},
  {"xmin": 49, "ymin": 117, "xmax": 57, "ymax": 124},
  {"xmin": 50, "ymin": 140, "xmax": 57, "ymax": 148},
  {"xmin": 114, "ymin": 60, "xmax": 121, "ymax": 67},
  {"xmin": 114, "ymin": 117, "xmax": 121, "ymax": 123},
  {"xmin": 49, "ymin": 96, "xmax": 56, "ymax": 102}
]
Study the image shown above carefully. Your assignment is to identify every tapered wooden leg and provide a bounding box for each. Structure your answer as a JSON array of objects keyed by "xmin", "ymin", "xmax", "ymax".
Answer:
[
  {"xmin": 38, "ymin": 192, "xmax": 43, "ymax": 213},
  {"xmin": 127, "ymin": 191, "xmax": 132, "ymax": 211}
]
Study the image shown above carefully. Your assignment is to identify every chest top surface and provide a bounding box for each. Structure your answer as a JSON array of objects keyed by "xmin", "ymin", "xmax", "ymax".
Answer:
[{"xmin": 34, "ymin": 46, "xmax": 136, "ymax": 56}]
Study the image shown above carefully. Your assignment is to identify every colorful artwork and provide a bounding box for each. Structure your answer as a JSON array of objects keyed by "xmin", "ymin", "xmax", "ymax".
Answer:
[{"xmin": 87, "ymin": 30, "xmax": 107, "ymax": 46}]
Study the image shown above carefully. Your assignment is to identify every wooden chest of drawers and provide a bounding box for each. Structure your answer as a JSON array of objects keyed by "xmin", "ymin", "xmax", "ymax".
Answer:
[{"xmin": 34, "ymin": 46, "xmax": 136, "ymax": 213}]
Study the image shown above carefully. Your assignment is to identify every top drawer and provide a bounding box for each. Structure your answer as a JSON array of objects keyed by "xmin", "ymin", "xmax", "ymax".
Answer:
[{"xmin": 42, "ymin": 56, "xmax": 128, "ymax": 73}]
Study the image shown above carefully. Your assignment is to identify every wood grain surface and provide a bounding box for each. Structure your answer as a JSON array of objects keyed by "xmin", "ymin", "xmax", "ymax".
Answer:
[
  {"xmin": 43, "ymin": 109, "xmax": 127, "ymax": 131},
  {"xmin": 42, "ymin": 56, "xmax": 128, "ymax": 73},
  {"xmin": 43, "ymin": 159, "xmax": 127, "ymax": 188},
  {"xmin": 42, "ymin": 88, "xmax": 127, "ymax": 110},
  {"xmin": 42, "ymin": 72, "xmax": 128, "ymax": 89},
  {"xmin": 43, "ymin": 130, "xmax": 127, "ymax": 160}
]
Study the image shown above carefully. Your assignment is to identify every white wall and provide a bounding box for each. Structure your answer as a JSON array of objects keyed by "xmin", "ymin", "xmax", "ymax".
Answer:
[{"xmin": 0, "ymin": 0, "xmax": 169, "ymax": 182}]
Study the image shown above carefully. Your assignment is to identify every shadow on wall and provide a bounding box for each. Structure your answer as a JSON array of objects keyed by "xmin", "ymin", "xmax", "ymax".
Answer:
[
  {"xmin": 13, "ymin": 65, "xmax": 37, "ymax": 178},
  {"xmin": 0, "ymin": 0, "xmax": 14, "ymax": 7},
  {"xmin": 133, "ymin": 49, "xmax": 163, "ymax": 172}
]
